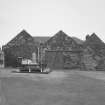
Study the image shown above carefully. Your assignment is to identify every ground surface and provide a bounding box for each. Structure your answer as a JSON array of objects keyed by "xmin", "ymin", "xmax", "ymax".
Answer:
[{"xmin": 1, "ymin": 69, "xmax": 105, "ymax": 105}]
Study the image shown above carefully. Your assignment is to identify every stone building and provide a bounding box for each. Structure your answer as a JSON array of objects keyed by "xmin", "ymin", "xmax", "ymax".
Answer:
[
  {"xmin": 2, "ymin": 30, "xmax": 84, "ymax": 69},
  {"xmin": 2, "ymin": 29, "xmax": 105, "ymax": 70}
]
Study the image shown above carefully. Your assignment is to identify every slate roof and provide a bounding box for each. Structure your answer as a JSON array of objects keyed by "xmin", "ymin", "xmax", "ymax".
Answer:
[
  {"xmin": 72, "ymin": 37, "xmax": 84, "ymax": 45},
  {"xmin": 33, "ymin": 36, "xmax": 50, "ymax": 44},
  {"xmin": 42, "ymin": 30, "xmax": 81, "ymax": 50},
  {"xmin": 33, "ymin": 31, "xmax": 84, "ymax": 45},
  {"xmin": 85, "ymin": 33, "xmax": 104, "ymax": 44},
  {"xmin": 84, "ymin": 33, "xmax": 105, "ymax": 47},
  {"xmin": 3, "ymin": 30, "xmax": 84, "ymax": 49},
  {"xmin": 84, "ymin": 33, "xmax": 105, "ymax": 57},
  {"xmin": 3, "ymin": 30, "xmax": 35, "ymax": 49}
]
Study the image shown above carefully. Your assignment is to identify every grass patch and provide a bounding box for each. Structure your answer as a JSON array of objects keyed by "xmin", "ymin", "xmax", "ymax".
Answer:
[{"xmin": 1, "ymin": 71, "xmax": 105, "ymax": 105}]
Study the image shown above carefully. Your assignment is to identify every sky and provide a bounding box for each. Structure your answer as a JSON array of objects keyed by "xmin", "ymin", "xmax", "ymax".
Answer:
[{"xmin": 0, "ymin": 0, "xmax": 105, "ymax": 46}]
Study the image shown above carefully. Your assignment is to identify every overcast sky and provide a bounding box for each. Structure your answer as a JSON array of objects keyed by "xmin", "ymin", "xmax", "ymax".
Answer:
[{"xmin": 0, "ymin": 0, "xmax": 105, "ymax": 46}]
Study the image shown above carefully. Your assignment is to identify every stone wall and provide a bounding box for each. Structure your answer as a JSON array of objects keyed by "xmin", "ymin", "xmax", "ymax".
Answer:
[{"xmin": 45, "ymin": 50, "xmax": 82, "ymax": 69}]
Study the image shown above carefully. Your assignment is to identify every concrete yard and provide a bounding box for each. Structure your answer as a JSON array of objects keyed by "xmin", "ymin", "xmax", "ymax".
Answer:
[{"xmin": 1, "ymin": 69, "xmax": 105, "ymax": 105}]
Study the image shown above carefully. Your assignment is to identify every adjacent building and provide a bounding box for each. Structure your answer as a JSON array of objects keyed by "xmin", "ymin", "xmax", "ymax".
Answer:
[{"xmin": 0, "ymin": 47, "xmax": 4, "ymax": 68}]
